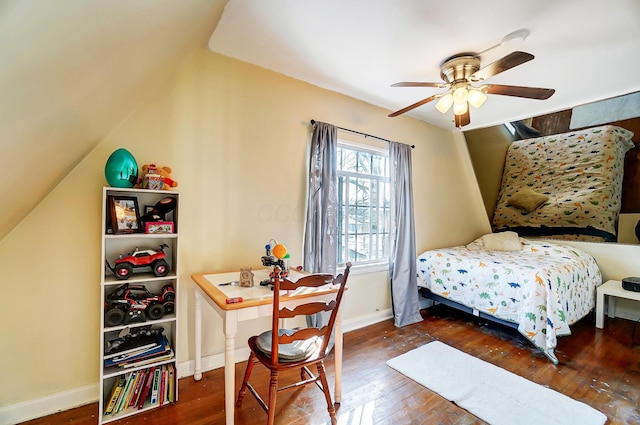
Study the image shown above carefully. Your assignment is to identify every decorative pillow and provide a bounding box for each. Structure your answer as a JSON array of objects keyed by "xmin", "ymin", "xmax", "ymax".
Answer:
[
  {"xmin": 256, "ymin": 328, "xmax": 321, "ymax": 362},
  {"xmin": 507, "ymin": 188, "xmax": 549, "ymax": 213},
  {"xmin": 467, "ymin": 231, "xmax": 522, "ymax": 251}
]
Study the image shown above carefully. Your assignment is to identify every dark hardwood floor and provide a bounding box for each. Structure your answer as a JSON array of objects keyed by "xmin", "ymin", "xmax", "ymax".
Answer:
[{"xmin": 21, "ymin": 305, "xmax": 640, "ymax": 425}]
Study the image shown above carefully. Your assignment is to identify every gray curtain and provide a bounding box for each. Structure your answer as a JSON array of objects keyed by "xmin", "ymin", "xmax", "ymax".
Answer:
[
  {"xmin": 388, "ymin": 141, "xmax": 422, "ymax": 327},
  {"xmin": 303, "ymin": 121, "xmax": 338, "ymax": 333}
]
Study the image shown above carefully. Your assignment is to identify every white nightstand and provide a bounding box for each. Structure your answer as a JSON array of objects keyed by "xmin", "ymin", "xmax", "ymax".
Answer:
[{"xmin": 596, "ymin": 280, "xmax": 640, "ymax": 328}]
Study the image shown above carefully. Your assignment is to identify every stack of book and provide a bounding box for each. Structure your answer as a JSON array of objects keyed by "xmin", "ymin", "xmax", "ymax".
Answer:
[
  {"xmin": 104, "ymin": 363, "xmax": 176, "ymax": 416},
  {"xmin": 104, "ymin": 334, "xmax": 173, "ymax": 369}
]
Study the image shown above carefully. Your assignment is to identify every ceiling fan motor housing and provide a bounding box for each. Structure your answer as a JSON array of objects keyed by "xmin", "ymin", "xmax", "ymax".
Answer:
[{"xmin": 440, "ymin": 55, "xmax": 481, "ymax": 85}]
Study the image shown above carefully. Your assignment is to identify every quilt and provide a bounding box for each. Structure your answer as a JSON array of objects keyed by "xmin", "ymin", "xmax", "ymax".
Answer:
[
  {"xmin": 417, "ymin": 238, "xmax": 602, "ymax": 363},
  {"xmin": 492, "ymin": 125, "xmax": 634, "ymax": 241}
]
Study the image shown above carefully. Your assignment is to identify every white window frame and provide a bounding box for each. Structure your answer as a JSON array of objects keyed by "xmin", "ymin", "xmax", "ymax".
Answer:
[{"xmin": 336, "ymin": 140, "xmax": 391, "ymax": 273}]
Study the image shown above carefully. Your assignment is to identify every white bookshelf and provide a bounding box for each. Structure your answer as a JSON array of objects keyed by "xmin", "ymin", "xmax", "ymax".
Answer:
[{"xmin": 98, "ymin": 187, "xmax": 179, "ymax": 423}]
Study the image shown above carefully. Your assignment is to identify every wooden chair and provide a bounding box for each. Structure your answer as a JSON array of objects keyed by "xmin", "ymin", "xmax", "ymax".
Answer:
[{"xmin": 236, "ymin": 263, "xmax": 352, "ymax": 425}]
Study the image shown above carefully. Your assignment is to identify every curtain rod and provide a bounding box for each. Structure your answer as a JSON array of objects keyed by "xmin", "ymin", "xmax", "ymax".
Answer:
[{"xmin": 310, "ymin": 119, "xmax": 415, "ymax": 148}]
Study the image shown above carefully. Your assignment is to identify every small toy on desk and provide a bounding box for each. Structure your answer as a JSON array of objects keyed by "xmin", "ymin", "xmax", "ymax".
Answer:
[
  {"xmin": 261, "ymin": 239, "xmax": 290, "ymax": 289},
  {"xmin": 226, "ymin": 297, "xmax": 243, "ymax": 304},
  {"xmin": 239, "ymin": 268, "xmax": 255, "ymax": 287}
]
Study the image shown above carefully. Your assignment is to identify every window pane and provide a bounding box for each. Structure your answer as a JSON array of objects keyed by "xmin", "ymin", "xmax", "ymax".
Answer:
[
  {"xmin": 337, "ymin": 142, "xmax": 391, "ymax": 267},
  {"xmin": 357, "ymin": 151, "xmax": 371, "ymax": 175},
  {"xmin": 341, "ymin": 148, "xmax": 357, "ymax": 173},
  {"xmin": 356, "ymin": 178, "xmax": 370, "ymax": 206}
]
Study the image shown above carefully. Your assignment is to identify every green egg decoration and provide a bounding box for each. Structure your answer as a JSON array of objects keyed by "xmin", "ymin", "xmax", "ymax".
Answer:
[{"xmin": 104, "ymin": 148, "xmax": 139, "ymax": 188}]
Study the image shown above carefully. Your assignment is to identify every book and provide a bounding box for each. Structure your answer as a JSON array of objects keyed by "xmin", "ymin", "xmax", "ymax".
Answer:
[
  {"xmin": 105, "ymin": 336, "xmax": 172, "ymax": 368},
  {"xmin": 137, "ymin": 366, "xmax": 156, "ymax": 410},
  {"xmin": 104, "ymin": 334, "xmax": 167, "ymax": 366},
  {"xmin": 129, "ymin": 369, "xmax": 147, "ymax": 408},
  {"xmin": 123, "ymin": 371, "xmax": 140, "ymax": 409},
  {"xmin": 159, "ymin": 365, "xmax": 167, "ymax": 407},
  {"xmin": 104, "ymin": 336, "xmax": 160, "ymax": 359},
  {"xmin": 104, "ymin": 375, "xmax": 126, "ymax": 415},
  {"xmin": 119, "ymin": 348, "xmax": 174, "ymax": 369},
  {"xmin": 114, "ymin": 371, "xmax": 135, "ymax": 414},
  {"xmin": 167, "ymin": 363, "xmax": 175, "ymax": 403},
  {"xmin": 150, "ymin": 367, "xmax": 161, "ymax": 405}
]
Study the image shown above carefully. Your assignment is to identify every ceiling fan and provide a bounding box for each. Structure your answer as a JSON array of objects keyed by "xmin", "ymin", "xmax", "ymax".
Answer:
[{"xmin": 388, "ymin": 50, "xmax": 555, "ymax": 127}]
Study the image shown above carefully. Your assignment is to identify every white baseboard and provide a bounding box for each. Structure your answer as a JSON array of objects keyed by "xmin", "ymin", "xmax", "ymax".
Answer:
[
  {"xmin": 0, "ymin": 384, "xmax": 98, "ymax": 425},
  {"xmin": 178, "ymin": 308, "xmax": 393, "ymax": 377},
  {"xmin": 0, "ymin": 309, "xmax": 393, "ymax": 425}
]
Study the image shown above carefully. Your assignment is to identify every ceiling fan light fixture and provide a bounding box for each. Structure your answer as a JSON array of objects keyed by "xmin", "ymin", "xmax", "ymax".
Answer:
[
  {"xmin": 435, "ymin": 93, "xmax": 454, "ymax": 114},
  {"xmin": 452, "ymin": 86, "xmax": 468, "ymax": 104},
  {"xmin": 468, "ymin": 88, "xmax": 487, "ymax": 109},
  {"xmin": 453, "ymin": 101, "xmax": 468, "ymax": 115}
]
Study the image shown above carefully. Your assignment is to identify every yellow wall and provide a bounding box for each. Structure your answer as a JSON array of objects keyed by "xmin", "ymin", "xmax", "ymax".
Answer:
[
  {"xmin": 464, "ymin": 124, "xmax": 514, "ymax": 220},
  {"xmin": 0, "ymin": 50, "xmax": 489, "ymax": 412}
]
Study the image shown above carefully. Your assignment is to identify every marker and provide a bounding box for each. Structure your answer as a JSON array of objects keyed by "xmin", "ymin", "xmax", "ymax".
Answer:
[{"xmin": 218, "ymin": 281, "xmax": 238, "ymax": 286}]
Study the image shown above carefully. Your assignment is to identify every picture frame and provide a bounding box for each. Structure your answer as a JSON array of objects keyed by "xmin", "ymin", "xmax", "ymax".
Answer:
[
  {"xmin": 108, "ymin": 196, "xmax": 141, "ymax": 234},
  {"xmin": 145, "ymin": 221, "xmax": 174, "ymax": 234}
]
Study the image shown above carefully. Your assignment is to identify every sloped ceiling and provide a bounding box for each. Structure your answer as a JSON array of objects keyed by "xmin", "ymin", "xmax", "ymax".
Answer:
[
  {"xmin": 209, "ymin": 0, "xmax": 640, "ymax": 130},
  {"xmin": 3, "ymin": 0, "xmax": 640, "ymax": 243},
  {"xmin": 0, "ymin": 0, "xmax": 227, "ymax": 242}
]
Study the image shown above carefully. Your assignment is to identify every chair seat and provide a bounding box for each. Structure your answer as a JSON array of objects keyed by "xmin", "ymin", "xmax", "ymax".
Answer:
[{"xmin": 256, "ymin": 328, "xmax": 321, "ymax": 362}]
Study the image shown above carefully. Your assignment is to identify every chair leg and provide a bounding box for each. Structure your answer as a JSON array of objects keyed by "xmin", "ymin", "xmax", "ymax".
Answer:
[
  {"xmin": 267, "ymin": 370, "xmax": 279, "ymax": 425},
  {"xmin": 316, "ymin": 362, "xmax": 337, "ymax": 424},
  {"xmin": 236, "ymin": 352, "xmax": 257, "ymax": 407}
]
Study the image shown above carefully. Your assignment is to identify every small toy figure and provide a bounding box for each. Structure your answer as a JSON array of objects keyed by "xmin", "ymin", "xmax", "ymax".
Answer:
[
  {"xmin": 136, "ymin": 164, "xmax": 179, "ymax": 190},
  {"xmin": 239, "ymin": 267, "xmax": 254, "ymax": 287},
  {"xmin": 269, "ymin": 265, "xmax": 289, "ymax": 286}
]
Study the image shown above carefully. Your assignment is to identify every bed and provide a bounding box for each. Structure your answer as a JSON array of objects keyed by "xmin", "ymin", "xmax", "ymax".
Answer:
[
  {"xmin": 491, "ymin": 125, "xmax": 635, "ymax": 242},
  {"xmin": 416, "ymin": 233, "xmax": 602, "ymax": 363}
]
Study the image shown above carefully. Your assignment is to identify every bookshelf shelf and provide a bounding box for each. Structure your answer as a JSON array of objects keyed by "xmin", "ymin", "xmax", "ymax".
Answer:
[{"xmin": 99, "ymin": 187, "xmax": 179, "ymax": 423}]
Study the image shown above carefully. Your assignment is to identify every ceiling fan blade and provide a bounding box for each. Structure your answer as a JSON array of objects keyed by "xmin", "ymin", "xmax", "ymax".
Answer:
[
  {"xmin": 483, "ymin": 84, "xmax": 555, "ymax": 99},
  {"xmin": 388, "ymin": 95, "xmax": 440, "ymax": 117},
  {"xmin": 455, "ymin": 110, "xmax": 470, "ymax": 127},
  {"xmin": 391, "ymin": 82, "xmax": 447, "ymax": 88},
  {"xmin": 471, "ymin": 51, "xmax": 534, "ymax": 81}
]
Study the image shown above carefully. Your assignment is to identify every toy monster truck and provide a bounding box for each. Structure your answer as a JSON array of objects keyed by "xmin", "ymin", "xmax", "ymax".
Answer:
[
  {"xmin": 106, "ymin": 244, "xmax": 170, "ymax": 280},
  {"xmin": 104, "ymin": 283, "xmax": 175, "ymax": 327},
  {"xmin": 104, "ymin": 325, "xmax": 165, "ymax": 355}
]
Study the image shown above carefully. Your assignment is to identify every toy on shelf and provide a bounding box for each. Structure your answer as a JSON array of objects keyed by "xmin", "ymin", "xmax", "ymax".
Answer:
[
  {"xmin": 260, "ymin": 239, "xmax": 290, "ymax": 287},
  {"xmin": 136, "ymin": 163, "xmax": 179, "ymax": 191},
  {"xmin": 104, "ymin": 283, "xmax": 175, "ymax": 327},
  {"xmin": 104, "ymin": 325, "xmax": 165, "ymax": 355},
  {"xmin": 140, "ymin": 196, "xmax": 177, "ymax": 223},
  {"xmin": 104, "ymin": 148, "xmax": 139, "ymax": 188},
  {"xmin": 105, "ymin": 244, "xmax": 171, "ymax": 280}
]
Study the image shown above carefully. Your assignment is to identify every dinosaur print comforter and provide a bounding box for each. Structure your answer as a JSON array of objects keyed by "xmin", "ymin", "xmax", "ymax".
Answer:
[
  {"xmin": 417, "ymin": 238, "xmax": 602, "ymax": 363},
  {"xmin": 492, "ymin": 125, "xmax": 634, "ymax": 241}
]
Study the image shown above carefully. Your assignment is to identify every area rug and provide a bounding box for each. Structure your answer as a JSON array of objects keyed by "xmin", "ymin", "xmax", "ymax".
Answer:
[{"xmin": 386, "ymin": 341, "xmax": 606, "ymax": 425}]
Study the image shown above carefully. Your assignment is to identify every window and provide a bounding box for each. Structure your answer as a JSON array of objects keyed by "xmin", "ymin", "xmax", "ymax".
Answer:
[{"xmin": 336, "ymin": 143, "xmax": 390, "ymax": 267}]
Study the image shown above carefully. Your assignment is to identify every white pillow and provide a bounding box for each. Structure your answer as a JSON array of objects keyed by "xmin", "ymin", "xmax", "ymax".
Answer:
[{"xmin": 468, "ymin": 231, "xmax": 522, "ymax": 251}]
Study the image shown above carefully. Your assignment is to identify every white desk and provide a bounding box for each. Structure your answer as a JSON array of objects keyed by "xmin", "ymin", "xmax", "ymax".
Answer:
[
  {"xmin": 191, "ymin": 269, "xmax": 344, "ymax": 425},
  {"xmin": 596, "ymin": 279, "xmax": 640, "ymax": 328}
]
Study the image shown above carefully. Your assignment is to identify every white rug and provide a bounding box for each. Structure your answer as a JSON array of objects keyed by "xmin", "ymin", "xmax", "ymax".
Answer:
[{"xmin": 386, "ymin": 341, "xmax": 606, "ymax": 425}]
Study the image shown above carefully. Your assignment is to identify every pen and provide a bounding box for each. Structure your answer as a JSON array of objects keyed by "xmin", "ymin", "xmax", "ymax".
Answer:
[{"xmin": 218, "ymin": 281, "xmax": 238, "ymax": 286}]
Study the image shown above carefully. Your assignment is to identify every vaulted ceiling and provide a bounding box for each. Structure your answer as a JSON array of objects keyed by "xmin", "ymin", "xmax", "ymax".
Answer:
[
  {"xmin": 0, "ymin": 0, "xmax": 227, "ymax": 241},
  {"xmin": 2, "ymin": 0, "xmax": 639, "ymax": 242},
  {"xmin": 210, "ymin": 0, "xmax": 640, "ymax": 130}
]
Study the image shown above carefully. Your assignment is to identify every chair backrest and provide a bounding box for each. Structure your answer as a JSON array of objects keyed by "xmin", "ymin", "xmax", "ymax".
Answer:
[{"xmin": 268, "ymin": 263, "xmax": 352, "ymax": 365}]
